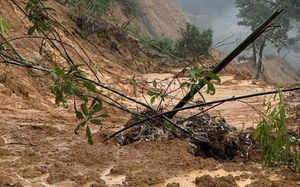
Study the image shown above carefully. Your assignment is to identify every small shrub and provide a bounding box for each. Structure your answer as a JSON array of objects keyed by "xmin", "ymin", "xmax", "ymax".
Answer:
[
  {"xmin": 69, "ymin": 0, "xmax": 111, "ymax": 17},
  {"xmin": 148, "ymin": 37, "xmax": 174, "ymax": 54},
  {"xmin": 128, "ymin": 23, "xmax": 213, "ymax": 59},
  {"xmin": 174, "ymin": 22, "xmax": 213, "ymax": 58},
  {"xmin": 68, "ymin": 0, "xmax": 111, "ymax": 37}
]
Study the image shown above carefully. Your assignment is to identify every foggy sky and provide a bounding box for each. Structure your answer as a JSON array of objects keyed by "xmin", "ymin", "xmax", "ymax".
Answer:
[{"xmin": 173, "ymin": 0, "xmax": 300, "ymax": 70}]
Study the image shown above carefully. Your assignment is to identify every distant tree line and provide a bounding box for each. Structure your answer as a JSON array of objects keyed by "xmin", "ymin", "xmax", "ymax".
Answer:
[{"xmin": 129, "ymin": 22, "xmax": 213, "ymax": 58}]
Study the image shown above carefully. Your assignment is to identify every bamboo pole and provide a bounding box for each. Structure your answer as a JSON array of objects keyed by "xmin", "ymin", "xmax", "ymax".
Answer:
[{"xmin": 166, "ymin": 7, "xmax": 284, "ymax": 118}]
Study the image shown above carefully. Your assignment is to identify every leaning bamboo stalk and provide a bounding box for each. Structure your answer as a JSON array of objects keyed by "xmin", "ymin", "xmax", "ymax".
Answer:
[{"xmin": 166, "ymin": 7, "xmax": 284, "ymax": 118}]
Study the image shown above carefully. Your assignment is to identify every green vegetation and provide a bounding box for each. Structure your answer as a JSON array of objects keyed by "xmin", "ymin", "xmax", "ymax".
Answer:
[
  {"xmin": 69, "ymin": 0, "xmax": 111, "ymax": 17},
  {"xmin": 128, "ymin": 22, "xmax": 213, "ymax": 59},
  {"xmin": 68, "ymin": 0, "xmax": 111, "ymax": 37},
  {"xmin": 174, "ymin": 22, "xmax": 213, "ymax": 58},
  {"xmin": 254, "ymin": 90, "xmax": 300, "ymax": 172},
  {"xmin": 26, "ymin": 0, "xmax": 54, "ymax": 34},
  {"xmin": 50, "ymin": 65, "xmax": 109, "ymax": 145},
  {"xmin": 180, "ymin": 66, "xmax": 220, "ymax": 100},
  {"xmin": 128, "ymin": 24, "xmax": 173, "ymax": 54},
  {"xmin": 0, "ymin": 16, "xmax": 11, "ymax": 38}
]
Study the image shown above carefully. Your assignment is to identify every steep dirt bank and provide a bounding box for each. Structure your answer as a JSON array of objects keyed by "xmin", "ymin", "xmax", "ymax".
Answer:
[{"xmin": 98, "ymin": 0, "xmax": 190, "ymax": 39}]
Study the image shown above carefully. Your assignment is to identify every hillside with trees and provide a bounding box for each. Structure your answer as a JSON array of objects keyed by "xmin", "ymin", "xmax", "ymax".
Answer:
[{"xmin": 174, "ymin": 0, "xmax": 300, "ymax": 75}]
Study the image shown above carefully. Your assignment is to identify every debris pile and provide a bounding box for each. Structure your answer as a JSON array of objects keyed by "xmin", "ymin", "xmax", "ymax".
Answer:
[{"xmin": 114, "ymin": 110, "xmax": 255, "ymax": 160}]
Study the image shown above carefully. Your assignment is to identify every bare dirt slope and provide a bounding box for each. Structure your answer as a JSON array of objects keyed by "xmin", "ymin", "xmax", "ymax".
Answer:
[
  {"xmin": 106, "ymin": 0, "xmax": 190, "ymax": 39},
  {"xmin": 0, "ymin": 1, "xmax": 300, "ymax": 187}
]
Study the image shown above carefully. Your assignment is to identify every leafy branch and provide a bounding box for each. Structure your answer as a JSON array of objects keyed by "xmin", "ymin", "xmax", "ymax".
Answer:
[{"xmin": 25, "ymin": 0, "xmax": 54, "ymax": 35}]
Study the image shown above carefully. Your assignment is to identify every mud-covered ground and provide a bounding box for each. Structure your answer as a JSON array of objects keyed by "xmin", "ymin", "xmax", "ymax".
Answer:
[
  {"xmin": 1, "ymin": 0, "xmax": 300, "ymax": 186},
  {"xmin": 1, "ymin": 66, "xmax": 300, "ymax": 187}
]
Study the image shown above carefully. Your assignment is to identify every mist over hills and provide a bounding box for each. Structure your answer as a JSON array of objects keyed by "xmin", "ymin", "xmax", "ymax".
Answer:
[
  {"xmin": 173, "ymin": 0, "xmax": 234, "ymax": 17},
  {"xmin": 173, "ymin": 0, "xmax": 250, "ymax": 54},
  {"xmin": 172, "ymin": 0, "xmax": 300, "ymax": 70}
]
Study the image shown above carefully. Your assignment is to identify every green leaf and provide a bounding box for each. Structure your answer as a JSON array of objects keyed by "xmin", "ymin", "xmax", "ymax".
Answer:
[
  {"xmin": 74, "ymin": 125, "xmax": 80, "ymax": 135},
  {"xmin": 161, "ymin": 94, "xmax": 168, "ymax": 100},
  {"xmin": 50, "ymin": 85, "xmax": 56, "ymax": 94},
  {"xmin": 150, "ymin": 96, "xmax": 155, "ymax": 104},
  {"xmin": 203, "ymin": 79, "xmax": 216, "ymax": 95},
  {"xmin": 180, "ymin": 82, "xmax": 190, "ymax": 87},
  {"xmin": 79, "ymin": 120, "xmax": 87, "ymax": 127},
  {"xmin": 190, "ymin": 68, "xmax": 196, "ymax": 78},
  {"xmin": 72, "ymin": 86, "xmax": 83, "ymax": 95},
  {"xmin": 86, "ymin": 126, "xmax": 93, "ymax": 145},
  {"xmin": 92, "ymin": 103, "xmax": 102, "ymax": 113},
  {"xmin": 163, "ymin": 120, "xmax": 177, "ymax": 133},
  {"xmin": 99, "ymin": 113, "xmax": 109, "ymax": 118},
  {"xmin": 130, "ymin": 74, "xmax": 142, "ymax": 86},
  {"xmin": 74, "ymin": 121, "xmax": 87, "ymax": 134},
  {"xmin": 153, "ymin": 79, "xmax": 157, "ymax": 88},
  {"xmin": 90, "ymin": 119, "xmax": 102, "ymax": 125},
  {"xmin": 163, "ymin": 120, "xmax": 170, "ymax": 127},
  {"xmin": 76, "ymin": 111, "xmax": 84, "ymax": 120},
  {"xmin": 197, "ymin": 91, "xmax": 206, "ymax": 103},
  {"xmin": 0, "ymin": 18, "xmax": 4, "ymax": 37},
  {"xmin": 130, "ymin": 79, "xmax": 136, "ymax": 86},
  {"xmin": 278, "ymin": 90, "xmax": 284, "ymax": 105},
  {"xmin": 207, "ymin": 82, "xmax": 216, "ymax": 95},
  {"xmin": 25, "ymin": 2, "xmax": 32, "ymax": 12},
  {"xmin": 83, "ymin": 80, "xmax": 96, "ymax": 93},
  {"xmin": 54, "ymin": 66, "xmax": 65, "ymax": 75},
  {"xmin": 77, "ymin": 94, "xmax": 88, "ymax": 103},
  {"xmin": 68, "ymin": 64, "xmax": 82, "ymax": 74},
  {"xmin": 146, "ymin": 90, "xmax": 159, "ymax": 97},
  {"xmin": 81, "ymin": 103, "xmax": 88, "ymax": 117},
  {"xmin": 28, "ymin": 25, "xmax": 36, "ymax": 35},
  {"xmin": 90, "ymin": 98, "xmax": 97, "ymax": 109},
  {"xmin": 170, "ymin": 126, "xmax": 177, "ymax": 133},
  {"xmin": 202, "ymin": 72, "xmax": 221, "ymax": 82},
  {"xmin": 50, "ymin": 71, "xmax": 57, "ymax": 80},
  {"xmin": 62, "ymin": 84, "xmax": 72, "ymax": 94},
  {"xmin": 43, "ymin": 7, "xmax": 55, "ymax": 11},
  {"xmin": 61, "ymin": 97, "xmax": 67, "ymax": 104}
]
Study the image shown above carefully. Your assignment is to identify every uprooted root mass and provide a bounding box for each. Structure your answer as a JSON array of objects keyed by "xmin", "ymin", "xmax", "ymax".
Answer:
[{"xmin": 114, "ymin": 110, "xmax": 256, "ymax": 160}]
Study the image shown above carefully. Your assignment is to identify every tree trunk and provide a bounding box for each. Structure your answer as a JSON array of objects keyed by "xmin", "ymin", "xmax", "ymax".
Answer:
[
  {"xmin": 255, "ymin": 38, "xmax": 267, "ymax": 79},
  {"xmin": 252, "ymin": 42, "xmax": 257, "ymax": 64}
]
